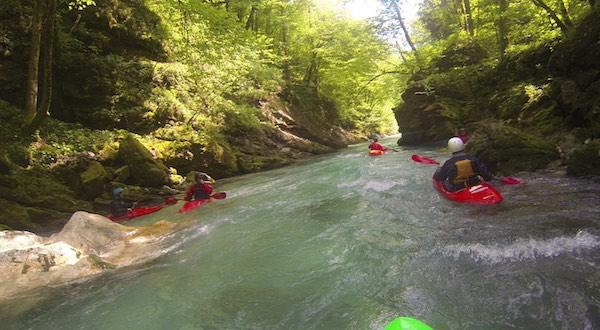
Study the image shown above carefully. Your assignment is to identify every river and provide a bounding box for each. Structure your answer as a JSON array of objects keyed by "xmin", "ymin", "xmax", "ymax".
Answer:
[{"xmin": 4, "ymin": 138, "xmax": 600, "ymax": 329}]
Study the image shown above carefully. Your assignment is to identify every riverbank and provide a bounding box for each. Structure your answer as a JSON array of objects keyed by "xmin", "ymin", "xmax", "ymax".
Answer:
[{"xmin": 0, "ymin": 97, "xmax": 370, "ymax": 233}]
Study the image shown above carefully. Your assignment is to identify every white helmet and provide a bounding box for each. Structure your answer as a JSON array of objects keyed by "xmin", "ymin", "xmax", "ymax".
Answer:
[{"xmin": 448, "ymin": 137, "xmax": 465, "ymax": 153}]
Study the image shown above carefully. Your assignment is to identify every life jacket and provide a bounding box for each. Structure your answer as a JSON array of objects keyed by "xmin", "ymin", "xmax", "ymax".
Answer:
[
  {"xmin": 186, "ymin": 183, "xmax": 213, "ymax": 201},
  {"xmin": 452, "ymin": 159, "xmax": 475, "ymax": 185},
  {"xmin": 369, "ymin": 142, "xmax": 385, "ymax": 151}
]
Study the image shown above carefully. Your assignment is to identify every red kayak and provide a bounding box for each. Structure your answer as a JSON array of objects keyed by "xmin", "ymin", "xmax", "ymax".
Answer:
[
  {"xmin": 432, "ymin": 175, "xmax": 503, "ymax": 205},
  {"xmin": 369, "ymin": 149, "xmax": 385, "ymax": 156},
  {"xmin": 178, "ymin": 192, "xmax": 227, "ymax": 213},
  {"xmin": 178, "ymin": 199, "xmax": 210, "ymax": 213},
  {"xmin": 109, "ymin": 206, "xmax": 162, "ymax": 222}
]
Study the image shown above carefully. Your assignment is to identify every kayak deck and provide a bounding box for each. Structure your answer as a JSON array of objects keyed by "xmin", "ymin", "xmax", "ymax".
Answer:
[
  {"xmin": 432, "ymin": 177, "xmax": 503, "ymax": 204},
  {"xmin": 109, "ymin": 206, "xmax": 162, "ymax": 222},
  {"xmin": 369, "ymin": 149, "xmax": 385, "ymax": 156},
  {"xmin": 179, "ymin": 199, "xmax": 210, "ymax": 213}
]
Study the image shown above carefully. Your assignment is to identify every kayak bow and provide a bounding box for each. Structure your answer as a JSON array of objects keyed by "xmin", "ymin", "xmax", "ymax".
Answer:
[{"xmin": 433, "ymin": 175, "xmax": 503, "ymax": 204}]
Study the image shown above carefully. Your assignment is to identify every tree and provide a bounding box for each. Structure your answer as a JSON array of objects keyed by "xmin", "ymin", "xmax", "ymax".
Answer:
[
  {"xmin": 24, "ymin": 0, "xmax": 43, "ymax": 127},
  {"xmin": 530, "ymin": 0, "xmax": 570, "ymax": 34},
  {"xmin": 24, "ymin": 0, "xmax": 94, "ymax": 128},
  {"xmin": 496, "ymin": 0, "xmax": 509, "ymax": 57}
]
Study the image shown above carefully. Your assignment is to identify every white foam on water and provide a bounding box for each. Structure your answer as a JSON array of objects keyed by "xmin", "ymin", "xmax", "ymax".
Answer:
[
  {"xmin": 364, "ymin": 180, "xmax": 397, "ymax": 192},
  {"xmin": 440, "ymin": 231, "xmax": 600, "ymax": 264}
]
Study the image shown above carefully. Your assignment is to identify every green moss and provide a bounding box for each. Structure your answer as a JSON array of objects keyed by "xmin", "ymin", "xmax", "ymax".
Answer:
[
  {"xmin": 88, "ymin": 254, "xmax": 117, "ymax": 270},
  {"xmin": 467, "ymin": 122, "xmax": 560, "ymax": 174},
  {"xmin": 567, "ymin": 141, "xmax": 600, "ymax": 176},
  {"xmin": 117, "ymin": 135, "xmax": 169, "ymax": 187},
  {"xmin": 80, "ymin": 161, "xmax": 109, "ymax": 198},
  {"xmin": 0, "ymin": 169, "xmax": 93, "ymax": 213},
  {"xmin": 0, "ymin": 198, "xmax": 39, "ymax": 231},
  {"xmin": 236, "ymin": 153, "xmax": 290, "ymax": 173}
]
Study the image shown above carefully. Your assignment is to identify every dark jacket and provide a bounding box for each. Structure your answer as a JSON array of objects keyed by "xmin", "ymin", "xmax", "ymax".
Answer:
[
  {"xmin": 434, "ymin": 152, "xmax": 493, "ymax": 192},
  {"xmin": 185, "ymin": 182, "xmax": 214, "ymax": 201},
  {"xmin": 110, "ymin": 198, "xmax": 133, "ymax": 217}
]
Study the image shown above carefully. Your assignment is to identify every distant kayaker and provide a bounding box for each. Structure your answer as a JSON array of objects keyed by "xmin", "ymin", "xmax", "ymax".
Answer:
[
  {"xmin": 458, "ymin": 128, "xmax": 470, "ymax": 144},
  {"xmin": 368, "ymin": 137, "xmax": 388, "ymax": 151},
  {"xmin": 184, "ymin": 172, "xmax": 214, "ymax": 201},
  {"xmin": 110, "ymin": 187, "xmax": 135, "ymax": 217},
  {"xmin": 434, "ymin": 137, "xmax": 493, "ymax": 192}
]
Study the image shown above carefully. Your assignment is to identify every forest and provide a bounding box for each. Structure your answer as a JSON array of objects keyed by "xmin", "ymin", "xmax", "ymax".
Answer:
[{"xmin": 0, "ymin": 0, "xmax": 599, "ymax": 231}]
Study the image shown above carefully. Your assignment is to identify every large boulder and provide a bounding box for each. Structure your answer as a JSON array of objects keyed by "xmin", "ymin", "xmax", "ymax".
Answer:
[
  {"xmin": 467, "ymin": 122, "xmax": 560, "ymax": 174},
  {"xmin": 79, "ymin": 161, "xmax": 109, "ymax": 198},
  {"xmin": 567, "ymin": 140, "xmax": 600, "ymax": 176},
  {"xmin": 117, "ymin": 135, "xmax": 169, "ymax": 187},
  {"xmin": 394, "ymin": 82, "xmax": 455, "ymax": 146},
  {"xmin": 0, "ymin": 170, "xmax": 93, "ymax": 214},
  {"xmin": 0, "ymin": 212, "xmax": 190, "ymax": 305},
  {"xmin": 0, "ymin": 198, "xmax": 38, "ymax": 232}
]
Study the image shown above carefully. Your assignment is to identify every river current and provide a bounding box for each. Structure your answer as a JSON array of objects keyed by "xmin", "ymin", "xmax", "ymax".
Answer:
[{"xmin": 4, "ymin": 138, "xmax": 600, "ymax": 329}]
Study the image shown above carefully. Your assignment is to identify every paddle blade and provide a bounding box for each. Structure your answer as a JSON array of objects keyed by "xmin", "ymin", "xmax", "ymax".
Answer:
[
  {"xmin": 411, "ymin": 154, "xmax": 440, "ymax": 165},
  {"xmin": 499, "ymin": 177, "xmax": 522, "ymax": 185},
  {"xmin": 211, "ymin": 192, "xmax": 227, "ymax": 199}
]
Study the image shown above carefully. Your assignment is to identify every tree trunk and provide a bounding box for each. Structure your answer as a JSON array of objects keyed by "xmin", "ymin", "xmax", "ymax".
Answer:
[
  {"xmin": 245, "ymin": 6, "xmax": 257, "ymax": 30},
  {"xmin": 24, "ymin": 0, "xmax": 43, "ymax": 126},
  {"xmin": 389, "ymin": 0, "xmax": 417, "ymax": 53},
  {"xmin": 463, "ymin": 0, "xmax": 474, "ymax": 36},
  {"xmin": 280, "ymin": 4, "xmax": 291, "ymax": 94},
  {"xmin": 531, "ymin": 0, "xmax": 570, "ymax": 34},
  {"xmin": 38, "ymin": 0, "xmax": 56, "ymax": 123},
  {"xmin": 557, "ymin": 0, "xmax": 574, "ymax": 27},
  {"xmin": 496, "ymin": 0, "xmax": 509, "ymax": 57}
]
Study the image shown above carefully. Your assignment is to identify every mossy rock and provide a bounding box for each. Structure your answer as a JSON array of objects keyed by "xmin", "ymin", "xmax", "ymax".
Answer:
[
  {"xmin": 467, "ymin": 122, "xmax": 560, "ymax": 174},
  {"xmin": 0, "ymin": 198, "xmax": 40, "ymax": 232},
  {"xmin": 114, "ymin": 165, "xmax": 130, "ymax": 182},
  {"xmin": 80, "ymin": 161, "xmax": 109, "ymax": 198},
  {"xmin": 117, "ymin": 135, "xmax": 169, "ymax": 188},
  {"xmin": 567, "ymin": 141, "xmax": 600, "ymax": 176},
  {"xmin": 188, "ymin": 141, "xmax": 239, "ymax": 178},
  {"xmin": 236, "ymin": 153, "xmax": 290, "ymax": 173},
  {"xmin": 0, "ymin": 170, "xmax": 93, "ymax": 213}
]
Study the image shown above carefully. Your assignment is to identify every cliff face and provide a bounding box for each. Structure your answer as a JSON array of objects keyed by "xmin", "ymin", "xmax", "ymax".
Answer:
[{"xmin": 394, "ymin": 9, "xmax": 600, "ymax": 175}]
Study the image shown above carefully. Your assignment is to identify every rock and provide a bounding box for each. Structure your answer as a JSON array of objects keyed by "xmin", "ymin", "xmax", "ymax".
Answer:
[
  {"xmin": 117, "ymin": 135, "xmax": 169, "ymax": 187},
  {"xmin": 114, "ymin": 165, "xmax": 130, "ymax": 182},
  {"xmin": 79, "ymin": 161, "xmax": 108, "ymax": 198},
  {"xmin": 0, "ymin": 199, "xmax": 39, "ymax": 232},
  {"xmin": 0, "ymin": 211, "xmax": 190, "ymax": 305},
  {"xmin": 394, "ymin": 83, "xmax": 453, "ymax": 145},
  {"xmin": 467, "ymin": 122, "xmax": 560, "ymax": 174},
  {"xmin": 567, "ymin": 140, "xmax": 600, "ymax": 176}
]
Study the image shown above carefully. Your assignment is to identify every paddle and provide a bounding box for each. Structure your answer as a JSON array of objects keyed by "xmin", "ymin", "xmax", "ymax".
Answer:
[
  {"xmin": 496, "ymin": 177, "xmax": 522, "ymax": 185},
  {"xmin": 411, "ymin": 154, "xmax": 439, "ymax": 165},
  {"xmin": 410, "ymin": 154, "xmax": 522, "ymax": 185},
  {"xmin": 169, "ymin": 191, "xmax": 227, "ymax": 201}
]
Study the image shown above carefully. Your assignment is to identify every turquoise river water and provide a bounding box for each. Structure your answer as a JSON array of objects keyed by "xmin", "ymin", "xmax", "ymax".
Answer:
[{"xmin": 3, "ymin": 138, "xmax": 600, "ymax": 329}]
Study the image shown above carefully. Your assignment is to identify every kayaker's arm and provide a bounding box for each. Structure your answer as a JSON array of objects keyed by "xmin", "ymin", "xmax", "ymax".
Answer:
[{"xmin": 473, "ymin": 159, "xmax": 494, "ymax": 181}]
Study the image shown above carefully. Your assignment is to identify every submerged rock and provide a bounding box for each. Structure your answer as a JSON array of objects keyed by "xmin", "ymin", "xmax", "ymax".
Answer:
[{"xmin": 0, "ymin": 211, "xmax": 188, "ymax": 305}]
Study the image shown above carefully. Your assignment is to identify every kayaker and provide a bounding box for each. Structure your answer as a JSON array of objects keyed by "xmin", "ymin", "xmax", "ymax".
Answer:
[
  {"xmin": 458, "ymin": 128, "xmax": 470, "ymax": 144},
  {"xmin": 184, "ymin": 172, "xmax": 214, "ymax": 201},
  {"xmin": 434, "ymin": 137, "xmax": 493, "ymax": 192},
  {"xmin": 368, "ymin": 137, "xmax": 388, "ymax": 151},
  {"xmin": 110, "ymin": 187, "xmax": 135, "ymax": 217}
]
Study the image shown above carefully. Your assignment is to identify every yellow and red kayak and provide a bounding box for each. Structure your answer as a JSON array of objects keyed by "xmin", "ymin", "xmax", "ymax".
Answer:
[{"xmin": 368, "ymin": 149, "xmax": 385, "ymax": 156}]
